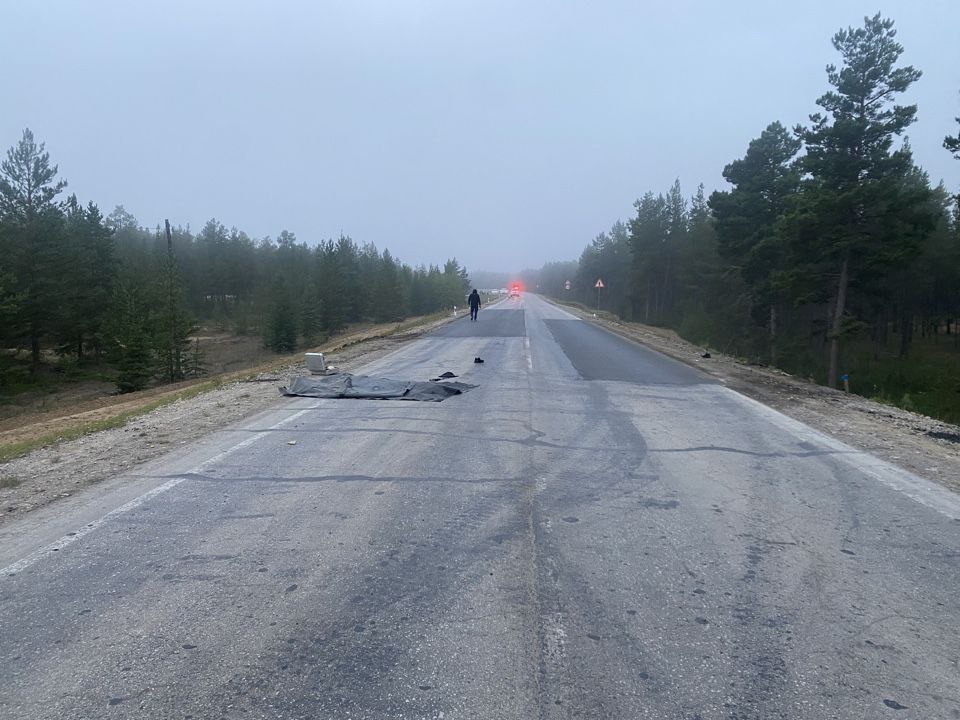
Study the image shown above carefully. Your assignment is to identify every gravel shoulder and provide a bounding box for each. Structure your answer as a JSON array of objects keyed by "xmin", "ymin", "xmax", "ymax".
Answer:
[
  {"xmin": 0, "ymin": 312, "xmax": 459, "ymax": 527},
  {"xmin": 3, "ymin": 299, "xmax": 958, "ymax": 529},
  {"xmin": 556, "ymin": 302, "xmax": 960, "ymax": 495}
]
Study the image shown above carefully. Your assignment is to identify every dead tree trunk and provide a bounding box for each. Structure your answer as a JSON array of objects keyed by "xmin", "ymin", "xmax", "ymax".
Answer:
[
  {"xmin": 828, "ymin": 257, "xmax": 849, "ymax": 389},
  {"xmin": 899, "ymin": 310, "xmax": 913, "ymax": 358},
  {"xmin": 769, "ymin": 305, "xmax": 777, "ymax": 367}
]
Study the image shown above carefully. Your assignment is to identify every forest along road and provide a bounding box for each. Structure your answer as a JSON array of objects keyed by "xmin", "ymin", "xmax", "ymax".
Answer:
[{"xmin": 2, "ymin": 294, "xmax": 959, "ymax": 720}]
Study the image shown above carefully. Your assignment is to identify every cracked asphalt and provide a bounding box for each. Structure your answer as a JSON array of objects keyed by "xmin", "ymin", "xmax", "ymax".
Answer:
[{"xmin": 1, "ymin": 294, "xmax": 958, "ymax": 719}]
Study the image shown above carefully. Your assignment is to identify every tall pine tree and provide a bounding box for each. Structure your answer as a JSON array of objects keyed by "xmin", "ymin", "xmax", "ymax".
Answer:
[
  {"xmin": 153, "ymin": 221, "xmax": 195, "ymax": 382},
  {"xmin": 0, "ymin": 129, "xmax": 68, "ymax": 369},
  {"xmin": 792, "ymin": 14, "xmax": 934, "ymax": 387}
]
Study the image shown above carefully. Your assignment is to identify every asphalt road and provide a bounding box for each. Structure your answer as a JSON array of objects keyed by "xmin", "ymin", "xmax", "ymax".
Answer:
[{"xmin": 2, "ymin": 294, "xmax": 959, "ymax": 720}]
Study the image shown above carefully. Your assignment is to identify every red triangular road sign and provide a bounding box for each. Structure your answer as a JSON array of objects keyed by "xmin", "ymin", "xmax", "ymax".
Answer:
[{"xmin": 595, "ymin": 278, "xmax": 604, "ymax": 288}]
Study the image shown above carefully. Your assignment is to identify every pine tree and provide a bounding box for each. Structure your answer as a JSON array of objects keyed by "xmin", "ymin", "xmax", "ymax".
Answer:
[
  {"xmin": 153, "ymin": 221, "xmax": 195, "ymax": 382},
  {"xmin": 946, "ymin": 98, "xmax": 960, "ymax": 209},
  {"xmin": 265, "ymin": 280, "xmax": 298, "ymax": 353},
  {"xmin": 792, "ymin": 14, "xmax": 934, "ymax": 387},
  {"xmin": 187, "ymin": 338, "xmax": 206, "ymax": 378},
  {"xmin": 373, "ymin": 250, "xmax": 403, "ymax": 322},
  {"xmin": 709, "ymin": 122, "xmax": 801, "ymax": 364},
  {"xmin": 106, "ymin": 282, "xmax": 154, "ymax": 393},
  {"xmin": 300, "ymin": 282, "xmax": 322, "ymax": 345},
  {"xmin": 0, "ymin": 129, "xmax": 69, "ymax": 369},
  {"xmin": 945, "ymin": 95, "xmax": 960, "ymax": 158},
  {"xmin": 58, "ymin": 196, "xmax": 116, "ymax": 360},
  {"xmin": 628, "ymin": 191, "xmax": 670, "ymax": 322},
  {"xmin": 316, "ymin": 240, "xmax": 348, "ymax": 333}
]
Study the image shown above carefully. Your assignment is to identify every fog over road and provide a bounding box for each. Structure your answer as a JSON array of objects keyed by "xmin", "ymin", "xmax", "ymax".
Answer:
[{"xmin": 2, "ymin": 294, "xmax": 959, "ymax": 719}]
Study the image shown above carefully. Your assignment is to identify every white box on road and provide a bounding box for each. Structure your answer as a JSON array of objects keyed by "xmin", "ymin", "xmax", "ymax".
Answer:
[{"xmin": 305, "ymin": 352, "xmax": 327, "ymax": 374}]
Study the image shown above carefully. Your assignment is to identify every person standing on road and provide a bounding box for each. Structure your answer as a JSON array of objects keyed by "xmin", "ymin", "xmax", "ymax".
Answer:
[{"xmin": 468, "ymin": 289, "xmax": 481, "ymax": 322}]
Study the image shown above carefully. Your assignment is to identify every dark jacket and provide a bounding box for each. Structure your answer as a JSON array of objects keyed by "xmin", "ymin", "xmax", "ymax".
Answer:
[{"xmin": 468, "ymin": 291, "xmax": 481, "ymax": 309}]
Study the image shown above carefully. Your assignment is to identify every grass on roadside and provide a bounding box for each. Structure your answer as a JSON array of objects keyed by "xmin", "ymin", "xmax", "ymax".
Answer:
[
  {"xmin": 390, "ymin": 311, "xmax": 449, "ymax": 336},
  {"xmin": 0, "ymin": 378, "xmax": 227, "ymax": 463}
]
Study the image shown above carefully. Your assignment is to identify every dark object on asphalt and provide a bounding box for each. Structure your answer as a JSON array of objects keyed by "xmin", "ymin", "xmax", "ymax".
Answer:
[
  {"xmin": 702, "ymin": 351, "xmax": 711, "ymax": 359},
  {"xmin": 280, "ymin": 373, "xmax": 475, "ymax": 401},
  {"xmin": 474, "ymin": 357, "xmax": 484, "ymax": 364},
  {"xmin": 434, "ymin": 371, "xmax": 457, "ymax": 379}
]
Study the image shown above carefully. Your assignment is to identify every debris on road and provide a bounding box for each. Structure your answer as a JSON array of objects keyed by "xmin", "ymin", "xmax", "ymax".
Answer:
[{"xmin": 280, "ymin": 373, "xmax": 475, "ymax": 402}]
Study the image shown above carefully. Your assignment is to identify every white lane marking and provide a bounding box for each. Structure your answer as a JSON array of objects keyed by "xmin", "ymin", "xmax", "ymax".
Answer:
[
  {"xmin": 727, "ymin": 388, "xmax": 960, "ymax": 520},
  {"xmin": 1, "ymin": 478, "xmax": 185, "ymax": 576},
  {"xmin": 525, "ymin": 337, "xmax": 533, "ymax": 370},
  {"xmin": 1, "ymin": 404, "xmax": 319, "ymax": 577}
]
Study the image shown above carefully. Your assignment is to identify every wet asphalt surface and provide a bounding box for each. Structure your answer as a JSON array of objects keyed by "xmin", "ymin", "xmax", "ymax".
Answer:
[{"xmin": 1, "ymin": 294, "xmax": 959, "ymax": 719}]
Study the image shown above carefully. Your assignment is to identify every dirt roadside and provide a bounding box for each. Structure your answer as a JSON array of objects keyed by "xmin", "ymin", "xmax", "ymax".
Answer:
[
  {"xmin": 0, "ymin": 311, "xmax": 461, "ymax": 526},
  {"xmin": 2, "ymin": 299, "xmax": 958, "ymax": 528},
  {"xmin": 556, "ymin": 302, "xmax": 960, "ymax": 495}
]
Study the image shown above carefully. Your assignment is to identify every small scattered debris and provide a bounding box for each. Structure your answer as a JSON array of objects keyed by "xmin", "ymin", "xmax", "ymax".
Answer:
[
  {"xmin": 927, "ymin": 430, "xmax": 960, "ymax": 444},
  {"xmin": 883, "ymin": 699, "xmax": 909, "ymax": 710},
  {"xmin": 473, "ymin": 357, "xmax": 484, "ymax": 364},
  {"xmin": 287, "ymin": 440, "xmax": 297, "ymax": 446},
  {"xmin": 701, "ymin": 351, "xmax": 711, "ymax": 359}
]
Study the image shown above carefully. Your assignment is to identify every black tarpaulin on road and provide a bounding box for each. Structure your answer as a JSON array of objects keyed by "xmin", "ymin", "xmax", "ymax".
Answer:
[{"xmin": 280, "ymin": 373, "xmax": 475, "ymax": 401}]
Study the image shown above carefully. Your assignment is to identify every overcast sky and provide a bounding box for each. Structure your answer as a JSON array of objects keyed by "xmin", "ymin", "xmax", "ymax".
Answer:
[{"xmin": 3, "ymin": 1, "xmax": 959, "ymax": 273}]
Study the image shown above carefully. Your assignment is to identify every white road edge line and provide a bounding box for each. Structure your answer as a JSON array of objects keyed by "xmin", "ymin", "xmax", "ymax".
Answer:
[
  {"xmin": 1, "ymin": 404, "xmax": 318, "ymax": 578},
  {"xmin": 727, "ymin": 388, "xmax": 960, "ymax": 520},
  {"xmin": 525, "ymin": 337, "xmax": 533, "ymax": 370},
  {"xmin": 542, "ymin": 294, "xmax": 960, "ymax": 519}
]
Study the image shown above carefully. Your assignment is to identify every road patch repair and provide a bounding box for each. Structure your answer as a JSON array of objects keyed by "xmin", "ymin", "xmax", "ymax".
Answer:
[{"xmin": 280, "ymin": 373, "xmax": 475, "ymax": 401}]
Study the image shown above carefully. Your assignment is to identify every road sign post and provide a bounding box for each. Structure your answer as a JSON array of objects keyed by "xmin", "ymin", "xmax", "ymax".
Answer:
[{"xmin": 595, "ymin": 278, "xmax": 604, "ymax": 312}]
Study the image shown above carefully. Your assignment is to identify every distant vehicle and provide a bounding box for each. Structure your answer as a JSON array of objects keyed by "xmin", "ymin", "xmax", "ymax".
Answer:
[{"xmin": 510, "ymin": 284, "xmax": 521, "ymax": 298}]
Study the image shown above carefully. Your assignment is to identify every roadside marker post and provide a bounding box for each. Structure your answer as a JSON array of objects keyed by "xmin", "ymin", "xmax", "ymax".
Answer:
[{"xmin": 595, "ymin": 278, "xmax": 604, "ymax": 312}]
